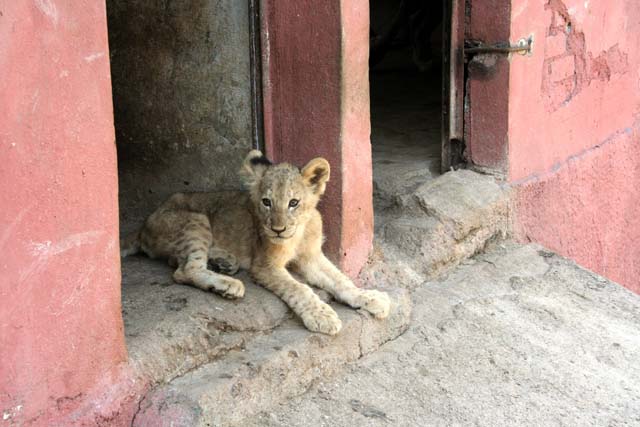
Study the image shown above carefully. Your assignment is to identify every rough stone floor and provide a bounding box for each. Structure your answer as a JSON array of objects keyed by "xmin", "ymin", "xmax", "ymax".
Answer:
[{"xmin": 246, "ymin": 242, "xmax": 640, "ymax": 426}]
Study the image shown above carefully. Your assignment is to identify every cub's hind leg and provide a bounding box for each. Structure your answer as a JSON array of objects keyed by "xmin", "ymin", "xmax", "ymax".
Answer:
[{"xmin": 170, "ymin": 214, "xmax": 245, "ymax": 299}]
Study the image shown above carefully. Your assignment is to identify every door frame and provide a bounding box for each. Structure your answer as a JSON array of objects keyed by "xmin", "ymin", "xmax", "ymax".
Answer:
[{"xmin": 442, "ymin": 0, "xmax": 465, "ymax": 172}]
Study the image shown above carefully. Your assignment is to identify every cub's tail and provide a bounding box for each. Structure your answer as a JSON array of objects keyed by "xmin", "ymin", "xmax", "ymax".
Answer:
[{"xmin": 120, "ymin": 230, "xmax": 141, "ymax": 257}]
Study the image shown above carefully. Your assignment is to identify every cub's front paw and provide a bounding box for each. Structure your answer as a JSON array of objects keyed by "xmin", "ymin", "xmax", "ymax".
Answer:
[
  {"xmin": 301, "ymin": 302, "xmax": 342, "ymax": 335},
  {"xmin": 220, "ymin": 276, "xmax": 245, "ymax": 299},
  {"xmin": 357, "ymin": 289, "xmax": 391, "ymax": 319}
]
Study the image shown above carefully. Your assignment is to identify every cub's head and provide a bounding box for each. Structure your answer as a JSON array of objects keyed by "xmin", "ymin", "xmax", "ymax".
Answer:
[{"xmin": 240, "ymin": 150, "xmax": 330, "ymax": 243}]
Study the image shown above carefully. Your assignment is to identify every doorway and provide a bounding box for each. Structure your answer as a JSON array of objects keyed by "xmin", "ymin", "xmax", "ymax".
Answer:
[
  {"xmin": 369, "ymin": 0, "xmax": 447, "ymax": 210},
  {"xmin": 106, "ymin": 0, "xmax": 256, "ymax": 371}
]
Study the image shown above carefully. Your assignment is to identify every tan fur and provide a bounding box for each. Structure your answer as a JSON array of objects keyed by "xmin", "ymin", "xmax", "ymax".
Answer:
[{"xmin": 121, "ymin": 150, "xmax": 390, "ymax": 335}]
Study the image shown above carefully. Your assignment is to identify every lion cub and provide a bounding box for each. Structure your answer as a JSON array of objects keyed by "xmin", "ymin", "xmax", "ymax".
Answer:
[{"xmin": 121, "ymin": 150, "xmax": 390, "ymax": 335}]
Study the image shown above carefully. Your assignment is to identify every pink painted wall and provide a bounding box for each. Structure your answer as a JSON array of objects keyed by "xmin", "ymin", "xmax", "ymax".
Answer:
[
  {"xmin": 0, "ymin": 2, "xmax": 135, "ymax": 424},
  {"xmin": 261, "ymin": 0, "xmax": 372, "ymax": 278},
  {"xmin": 507, "ymin": 0, "xmax": 640, "ymax": 292}
]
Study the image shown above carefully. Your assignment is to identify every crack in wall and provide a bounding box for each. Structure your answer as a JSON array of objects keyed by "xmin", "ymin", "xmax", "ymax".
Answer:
[{"xmin": 129, "ymin": 395, "xmax": 145, "ymax": 427}]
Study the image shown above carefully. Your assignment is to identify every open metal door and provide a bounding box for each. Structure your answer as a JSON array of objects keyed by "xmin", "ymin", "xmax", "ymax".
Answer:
[{"xmin": 441, "ymin": 0, "xmax": 465, "ymax": 172}]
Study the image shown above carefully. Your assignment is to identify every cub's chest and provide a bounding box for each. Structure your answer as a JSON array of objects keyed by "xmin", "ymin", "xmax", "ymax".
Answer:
[{"xmin": 261, "ymin": 232, "xmax": 306, "ymax": 268}]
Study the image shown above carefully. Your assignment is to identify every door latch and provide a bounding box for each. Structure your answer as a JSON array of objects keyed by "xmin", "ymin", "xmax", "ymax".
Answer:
[{"xmin": 464, "ymin": 37, "xmax": 532, "ymax": 56}]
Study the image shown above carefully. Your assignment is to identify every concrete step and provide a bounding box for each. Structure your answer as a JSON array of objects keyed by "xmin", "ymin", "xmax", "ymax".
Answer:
[
  {"xmin": 366, "ymin": 169, "xmax": 511, "ymax": 287},
  {"xmin": 129, "ymin": 287, "xmax": 411, "ymax": 427}
]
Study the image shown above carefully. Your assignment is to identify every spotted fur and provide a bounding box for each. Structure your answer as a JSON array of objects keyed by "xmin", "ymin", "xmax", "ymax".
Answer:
[{"xmin": 121, "ymin": 150, "xmax": 390, "ymax": 335}]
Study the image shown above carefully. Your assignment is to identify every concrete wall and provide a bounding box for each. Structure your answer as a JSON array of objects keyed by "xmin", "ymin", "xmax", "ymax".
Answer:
[
  {"xmin": 261, "ymin": 0, "xmax": 373, "ymax": 278},
  {"xmin": 508, "ymin": 0, "xmax": 640, "ymax": 293},
  {"xmin": 0, "ymin": 2, "xmax": 133, "ymax": 424},
  {"xmin": 107, "ymin": 0, "xmax": 252, "ymax": 232}
]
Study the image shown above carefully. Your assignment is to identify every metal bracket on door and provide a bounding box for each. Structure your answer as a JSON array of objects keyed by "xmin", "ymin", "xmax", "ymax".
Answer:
[{"xmin": 464, "ymin": 37, "xmax": 532, "ymax": 56}]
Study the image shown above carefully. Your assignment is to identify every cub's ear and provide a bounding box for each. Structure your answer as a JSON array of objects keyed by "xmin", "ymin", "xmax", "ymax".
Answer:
[
  {"xmin": 301, "ymin": 157, "xmax": 330, "ymax": 195},
  {"xmin": 239, "ymin": 150, "xmax": 271, "ymax": 188}
]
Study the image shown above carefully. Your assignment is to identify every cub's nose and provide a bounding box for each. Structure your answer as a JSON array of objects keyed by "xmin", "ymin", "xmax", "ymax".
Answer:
[{"xmin": 271, "ymin": 225, "xmax": 287, "ymax": 234}]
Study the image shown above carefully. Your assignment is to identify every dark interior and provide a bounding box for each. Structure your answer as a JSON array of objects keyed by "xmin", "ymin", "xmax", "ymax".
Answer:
[{"xmin": 369, "ymin": 0, "xmax": 444, "ymax": 208}]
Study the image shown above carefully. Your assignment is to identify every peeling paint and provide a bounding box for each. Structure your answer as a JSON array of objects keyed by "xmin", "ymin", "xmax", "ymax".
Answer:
[
  {"xmin": 2, "ymin": 404, "xmax": 23, "ymax": 421},
  {"xmin": 542, "ymin": 0, "xmax": 629, "ymax": 111}
]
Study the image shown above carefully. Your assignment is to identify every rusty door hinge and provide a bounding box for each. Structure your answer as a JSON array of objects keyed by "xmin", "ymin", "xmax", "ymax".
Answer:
[{"xmin": 464, "ymin": 38, "xmax": 532, "ymax": 56}]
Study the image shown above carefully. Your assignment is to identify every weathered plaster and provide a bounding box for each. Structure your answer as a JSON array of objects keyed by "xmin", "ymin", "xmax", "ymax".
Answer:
[
  {"xmin": 107, "ymin": 0, "xmax": 253, "ymax": 232},
  {"xmin": 541, "ymin": 0, "xmax": 629, "ymax": 112}
]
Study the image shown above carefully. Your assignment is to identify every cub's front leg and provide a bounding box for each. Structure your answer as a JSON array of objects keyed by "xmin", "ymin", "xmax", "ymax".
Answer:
[
  {"xmin": 251, "ymin": 265, "xmax": 342, "ymax": 335},
  {"xmin": 294, "ymin": 253, "xmax": 391, "ymax": 320}
]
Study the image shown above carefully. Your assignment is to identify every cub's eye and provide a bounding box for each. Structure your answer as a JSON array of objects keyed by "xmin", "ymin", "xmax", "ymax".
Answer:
[
  {"xmin": 261, "ymin": 198, "xmax": 271, "ymax": 207},
  {"xmin": 288, "ymin": 199, "xmax": 299, "ymax": 208}
]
